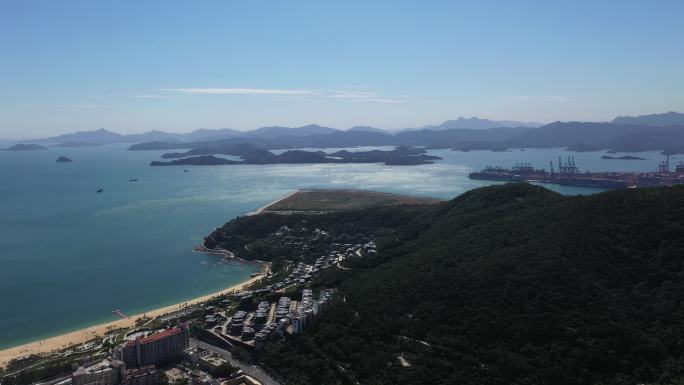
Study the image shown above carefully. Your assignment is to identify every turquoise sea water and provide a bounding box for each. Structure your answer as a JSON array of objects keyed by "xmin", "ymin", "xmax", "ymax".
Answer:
[{"xmin": 0, "ymin": 145, "xmax": 675, "ymax": 348}]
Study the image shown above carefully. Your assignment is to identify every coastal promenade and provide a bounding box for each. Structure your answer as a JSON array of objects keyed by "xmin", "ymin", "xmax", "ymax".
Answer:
[{"xmin": 0, "ymin": 275, "xmax": 262, "ymax": 367}]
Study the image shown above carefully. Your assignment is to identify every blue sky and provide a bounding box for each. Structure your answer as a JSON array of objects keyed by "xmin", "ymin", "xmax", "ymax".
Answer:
[{"xmin": 1, "ymin": 0, "xmax": 683, "ymax": 138}]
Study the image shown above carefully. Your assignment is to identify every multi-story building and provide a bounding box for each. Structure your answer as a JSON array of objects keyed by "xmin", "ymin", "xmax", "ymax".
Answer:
[
  {"xmin": 183, "ymin": 346, "xmax": 201, "ymax": 364},
  {"xmin": 72, "ymin": 359, "xmax": 125, "ymax": 385},
  {"xmin": 198, "ymin": 351, "xmax": 229, "ymax": 373},
  {"xmin": 117, "ymin": 324, "xmax": 189, "ymax": 368},
  {"xmin": 122, "ymin": 365, "xmax": 158, "ymax": 385}
]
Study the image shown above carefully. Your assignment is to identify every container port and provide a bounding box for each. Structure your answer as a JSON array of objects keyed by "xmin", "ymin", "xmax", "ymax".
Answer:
[{"xmin": 468, "ymin": 155, "xmax": 684, "ymax": 189}]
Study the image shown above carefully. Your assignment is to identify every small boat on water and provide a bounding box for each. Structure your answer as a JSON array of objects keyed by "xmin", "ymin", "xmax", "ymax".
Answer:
[
  {"xmin": 96, "ymin": 188, "xmax": 104, "ymax": 193},
  {"xmin": 129, "ymin": 178, "xmax": 138, "ymax": 182}
]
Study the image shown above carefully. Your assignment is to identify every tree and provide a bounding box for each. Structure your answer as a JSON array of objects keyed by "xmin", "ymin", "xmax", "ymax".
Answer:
[{"xmin": 213, "ymin": 362, "xmax": 238, "ymax": 378}]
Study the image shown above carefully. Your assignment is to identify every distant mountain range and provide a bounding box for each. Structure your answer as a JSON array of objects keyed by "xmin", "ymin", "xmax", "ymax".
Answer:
[
  {"xmin": 611, "ymin": 111, "xmax": 684, "ymax": 126},
  {"xmin": 27, "ymin": 117, "xmax": 541, "ymax": 145},
  {"xmin": 127, "ymin": 126, "xmax": 530, "ymax": 152},
  {"xmin": 7, "ymin": 112, "xmax": 684, "ymax": 154},
  {"xmin": 32, "ymin": 124, "xmax": 348, "ymax": 145},
  {"xmin": 420, "ymin": 117, "xmax": 543, "ymax": 130}
]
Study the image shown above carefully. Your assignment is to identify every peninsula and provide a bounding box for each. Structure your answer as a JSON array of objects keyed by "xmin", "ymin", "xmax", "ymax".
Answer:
[{"xmin": 198, "ymin": 184, "xmax": 684, "ymax": 385}]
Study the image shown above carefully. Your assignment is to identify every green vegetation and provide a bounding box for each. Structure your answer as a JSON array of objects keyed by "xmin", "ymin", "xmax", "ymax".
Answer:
[
  {"xmin": 2, "ymin": 359, "xmax": 75, "ymax": 385},
  {"xmin": 150, "ymin": 146, "xmax": 441, "ymax": 166},
  {"xmin": 215, "ymin": 184, "xmax": 684, "ymax": 384},
  {"xmin": 3, "ymin": 328, "xmax": 128, "ymax": 385},
  {"xmin": 135, "ymin": 316, "xmax": 151, "ymax": 326},
  {"xmin": 205, "ymin": 202, "xmax": 433, "ymax": 264},
  {"xmin": 2, "ymin": 349, "xmax": 112, "ymax": 385},
  {"xmin": 261, "ymin": 189, "xmax": 440, "ymax": 213}
]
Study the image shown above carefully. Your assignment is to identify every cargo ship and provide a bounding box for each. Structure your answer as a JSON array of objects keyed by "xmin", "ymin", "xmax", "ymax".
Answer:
[
  {"xmin": 468, "ymin": 163, "xmax": 547, "ymax": 183},
  {"xmin": 468, "ymin": 156, "xmax": 684, "ymax": 189}
]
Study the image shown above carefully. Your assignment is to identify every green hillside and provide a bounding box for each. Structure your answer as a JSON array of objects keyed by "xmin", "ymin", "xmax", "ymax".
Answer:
[{"xmin": 211, "ymin": 184, "xmax": 684, "ymax": 385}]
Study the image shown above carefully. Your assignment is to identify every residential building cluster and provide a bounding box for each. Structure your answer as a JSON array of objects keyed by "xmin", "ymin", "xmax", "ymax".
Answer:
[
  {"xmin": 201, "ymin": 228, "xmax": 377, "ymax": 353},
  {"xmin": 175, "ymin": 346, "xmax": 263, "ymax": 385},
  {"xmin": 68, "ymin": 323, "xmax": 264, "ymax": 385},
  {"xmin": 71, "ymin": 359, "xmax": 157, "ymax": 385},
  {"xmin": 71, "ymin": 359, "xmax": 126, "ymax": 385},
  {"xmin": 213, "ymin": 287, "xmax": 334, "ymax": 351},
  {"xmin": 70, "ymin": 324, "xmax": 188, "ymax": 385},
  {"xmin": 37, "ymin": 226, "xmax": 376, "ymax": 385},
  {"xmin": 291, "ymin": 289, "xmax": 332, "ymax": 334}
]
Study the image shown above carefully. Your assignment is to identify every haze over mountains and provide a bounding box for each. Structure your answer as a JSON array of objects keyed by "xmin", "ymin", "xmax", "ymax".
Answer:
[
  {"xmin": 611, "ymin": 111, "xmax": 684, "ymax": 126},
  {"xmin": 28, "ymin": 116, "xmax": 540, "ymax": 145},
  {"xmin": 8, "ymin": 112, "xmax": 684, "ymax": 154},
  {"xmin": 421, "ymin": 117, "xmax": 543, "ymax": 130}
]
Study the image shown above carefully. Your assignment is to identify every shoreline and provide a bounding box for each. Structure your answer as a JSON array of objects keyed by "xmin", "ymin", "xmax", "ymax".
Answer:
[
  {"xmin": 248, "ymin": 190, "xmax": 299, "ymax": 215},
  {"xmin": 0, "ymin": 191, "xmax": 300, "ymax": 368},
  {"xmin": 0, "ymin": 191, "xmax": 293, "ymax": 369},
  {"xmin": 0, "ymin": 272, "xmax": 263, "ymax": 368}
]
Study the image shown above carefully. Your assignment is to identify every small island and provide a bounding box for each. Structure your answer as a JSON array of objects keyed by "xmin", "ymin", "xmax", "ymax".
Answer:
[
  {"xmin": 151, "ymin": 155, "xmax": 242, "ymax": 166},
  {"xmin": 601, "ymin": 155, "xmax": 646, "ymax": 160},
  {"xmin": 150, "ymin": 146, "xmax": 441, "ymax": 167},
  {"xmin": 52, "ymin": 141, "xmax": 101, "ymax": 147},
  {"xmin": 3, "ymin": 143, "xmax": 48, "ymax": 151},
  {"xmin": 56, "ymin": 156, "xmax": 73, "ymax": 163}
]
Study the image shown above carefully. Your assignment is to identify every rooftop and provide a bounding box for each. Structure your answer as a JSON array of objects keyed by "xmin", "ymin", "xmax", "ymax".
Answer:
[{"xmin": 127, "ymin": 326, "xmax": 184, "ymax": 346}]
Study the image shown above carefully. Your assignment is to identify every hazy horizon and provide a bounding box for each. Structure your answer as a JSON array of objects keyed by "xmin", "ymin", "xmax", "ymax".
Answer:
[
  {"xmin": 2, "ymin": 116, "xmax": 543, "ymax": 141},
  {"xmin": 5, "ymin": 111, "xmax": 684, "ymax": 142}
]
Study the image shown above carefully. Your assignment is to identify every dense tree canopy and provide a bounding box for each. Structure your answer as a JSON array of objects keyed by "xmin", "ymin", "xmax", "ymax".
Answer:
[{"xmin": 216, "ymin": 184, "xmax": 684, "ymax": 385}]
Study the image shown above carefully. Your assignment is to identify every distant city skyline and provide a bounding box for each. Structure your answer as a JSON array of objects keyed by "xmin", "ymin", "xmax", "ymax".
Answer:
[{"xmin": 1, "ymin": 0, "xmax": 683, "ymax": 138}]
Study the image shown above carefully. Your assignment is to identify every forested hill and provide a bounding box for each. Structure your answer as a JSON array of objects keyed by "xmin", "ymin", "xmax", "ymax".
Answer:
[{"xmin": 210, "ymin": 184, "xmax": 684, "ymax": 385}]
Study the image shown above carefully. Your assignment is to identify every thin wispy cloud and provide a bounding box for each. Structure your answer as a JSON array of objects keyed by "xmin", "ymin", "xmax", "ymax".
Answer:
[
  {"xmin": 509, "ymin": 95, "xmax": 572, "ymax": 103},
  {"xmin": 154, "ymin": 86, "xmax": 407, "ymax": 103},
  {"xmin": 328, "ymin": 89, "xmax": 405, "ymax": 104},
  {"xmin": 328, "ymin": 90, "xmax": 378, "ymax": 99},
  {"xmin": 66, "ymin": 104, "xmax": 110, "ymax": 109},
  {"xmin": 133, "ymin": 94, "xmax": 173, "ymax": 99},
  {"xmin": 353, "ymin": 98, "xmax": 405, "ymax": 104},
  {"xmin": 161, "ymin": 88, "xmax": 312, "ymax": 95}
]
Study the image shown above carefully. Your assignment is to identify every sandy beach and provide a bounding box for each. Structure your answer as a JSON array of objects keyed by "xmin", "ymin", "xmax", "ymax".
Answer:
[
  {"xmin": 248, "ymin": 190, "xmax": 299, "ymax": 215},
  {"xmin": 0, "ymin": 274, "xmax": 262, "ymax": 368}
]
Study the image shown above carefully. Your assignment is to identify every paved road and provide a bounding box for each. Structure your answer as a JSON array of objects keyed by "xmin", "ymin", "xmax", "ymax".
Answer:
[
  {"xmin": 190, "ymin": 338, "xmax": 282, "ymax": 385},
  {"xmin": 33, "ymin": 374, "xmax": 71, "ymax": 385}
]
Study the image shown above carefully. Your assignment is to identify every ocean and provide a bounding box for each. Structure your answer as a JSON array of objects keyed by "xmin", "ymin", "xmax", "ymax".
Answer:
[{"xmin": 0, "ymin": 144, "xmax": 675, "ymax": 348}]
